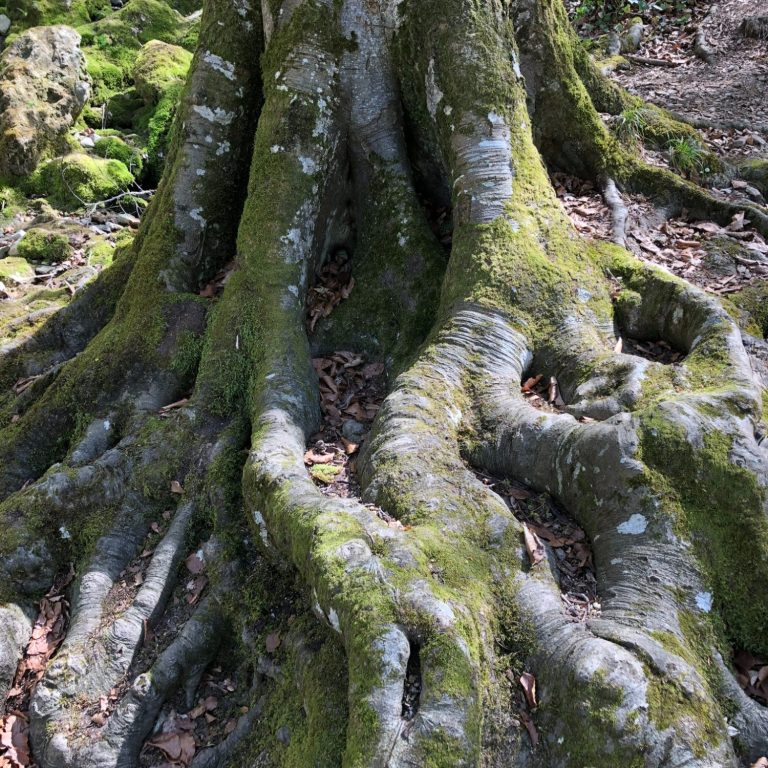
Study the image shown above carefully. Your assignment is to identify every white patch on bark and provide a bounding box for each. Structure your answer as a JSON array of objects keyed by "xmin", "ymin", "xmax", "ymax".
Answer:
[
  {"xmin": 425, "ymin": 58, "xmax": 444, "ymax": 120},
  {"xmin": 189, "ymin": 208, "xmax": 206, "ymax": 226},
  {"xmin": 203, "ymin": 51, "xmax": 236, "ymax": 80},
  {"xmin": 299, "ymin": 155, "xmax": 317, "ymax": 174},
  {"xmin": 617, "ymin": 513, "xmax": 647, "ymax": 534},
  {"xmin": 695, "ymin": 591, "xmax": 713, "ymax": 612},
  {"xmin": 216, "ymin": 141, "xmax": 231, "ymax": 156},
  {"xmin": 270, "ymin": 145, "xmax": 284, "ymax": 153},
  {"xmin": 196, "ymin": 169, "xmax": 206, "ymax": 176},
  {"xmin": 327, "ymin": 607, "xmax": 341, "ymax": 633},
  {"xmin": 192, "ymin": 105, "xmax": 235, "ymax": 125},
  {"xmin": 252, "ymin": 510, "xmax": 270, "ymax": 547}
]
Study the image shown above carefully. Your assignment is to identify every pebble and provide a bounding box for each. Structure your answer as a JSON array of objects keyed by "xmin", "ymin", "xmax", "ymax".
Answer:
[
  {"xmin": 0, "ymin": 14, "xmax": 10, "ymax": 35},
  {"xmin": 276, "ymin": 725, "xmax": 291, "ymax": 746}
]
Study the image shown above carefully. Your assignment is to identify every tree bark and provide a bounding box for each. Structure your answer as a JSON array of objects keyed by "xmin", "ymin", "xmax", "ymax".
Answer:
[{"xmin": 1, "ymin": 0, "xmax": 767, "ymax": 766}]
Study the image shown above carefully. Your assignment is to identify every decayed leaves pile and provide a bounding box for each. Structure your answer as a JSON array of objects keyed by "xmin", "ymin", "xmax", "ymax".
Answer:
[
  {"xmin": 734, "ymin": 650, "xmax": 768, "ymax": 705},
  {"xmin": 304, "ymin": 352, "xmax": 385, "ymax": 497},
  {"xmin": 520, "ymin": 374, "xmax": 565, "ymax": 412},
  {"xmin": 306, "ymin": 249, "xmax": 354, "ymax": 332},
  {"xmin": 0, "ymin": 568, "xmax": 73, "ymax": 768}
]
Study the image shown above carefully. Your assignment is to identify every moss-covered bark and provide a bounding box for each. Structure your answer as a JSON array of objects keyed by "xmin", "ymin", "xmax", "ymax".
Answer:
[{"xmin": 0, "ymin": 0, "xmax": 766, "ymax": 766}]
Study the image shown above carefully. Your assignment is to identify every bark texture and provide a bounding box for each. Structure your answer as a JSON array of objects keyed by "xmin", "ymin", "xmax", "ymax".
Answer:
[{"xmin": 1, "ymin": 0, "xmax": 767, "ymax": 766}]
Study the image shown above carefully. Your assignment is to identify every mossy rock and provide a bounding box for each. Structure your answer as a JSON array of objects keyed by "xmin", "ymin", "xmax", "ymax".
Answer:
[
  {"xmin": 93, "ymin": 136, "xmax": 144, "ymax": 176},
  {"xmin": 103, "ymin": 90, "xmax": 146, "ymax": 129},
  {"xmin": 135, "ymin": 84, "xmax": 183, "ymax": 181},
  {"xmin": 79, "ymin": 0, "xmax": 195, "ymax": 103},
  {"xmin": 0, "ymin": 257, "xmax": 35, "ymax": 283},
  {"xmin": 5, "ymin": 0, "xmax": 111, "ymax": 31},
  {"xmin": 15, "ymin": 230, "xmax": 72, "ymax": 263},
  {"xmin": 27, "ymin": 153, "xmax": 134, "ymax": 209},
  {"xmin": 133, "ymin": 40, "xmax": 191, "ymax": 105},
  {"xmin": 85, "ymin": 239, "xmax": 114, "ymax": 267}
]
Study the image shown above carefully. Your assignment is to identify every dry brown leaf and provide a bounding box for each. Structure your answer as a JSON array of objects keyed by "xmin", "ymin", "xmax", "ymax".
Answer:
[
  {"xmin": 303, "ymin": 449, "xmax": 335, "ymax": 465},
  {"xmin": 185, "ymin": 551, "xmax": 204, "ymax": 575},
  {"xmin": 170, "ymin": 480, "xmax": 184, "ymax": 495},
  {"xmin": 521, "ymin": 374, "xmax": 543, "ymax": 392},
  {"xmin": 519, "ymin": 672, "xmax": 538, "ymax": 709},
  {"xmin": 750, "ymin": 759, "xmax": 768, "ymax": 768},
  {"xmin": 614, "ymin": 337, "xmax": 623, "ymax": 354},
  {"xmin": 146, "ymin": 731, "xmax": 196, "ymax": 765},
  {"xmin": 519, "ymin": 709, "xmax": 538, "ymax": 748}
]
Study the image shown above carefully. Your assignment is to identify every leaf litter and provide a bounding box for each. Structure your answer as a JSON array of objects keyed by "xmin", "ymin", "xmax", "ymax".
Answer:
[{"xmin": 0, "ymin": 567, "xmax": 74, "ymax": 768}]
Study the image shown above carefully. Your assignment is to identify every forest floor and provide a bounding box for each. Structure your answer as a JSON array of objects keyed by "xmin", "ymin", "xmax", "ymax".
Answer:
[{"xmin": 561, "ymin": 0, "xmax": 768, "ymax": 300}]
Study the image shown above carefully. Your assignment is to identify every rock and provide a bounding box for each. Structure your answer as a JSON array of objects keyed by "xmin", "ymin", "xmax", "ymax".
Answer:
[
  {"xmin": 0, "ymin": 257, "xmax": 35, "ymax": 285},
  {"xmin": 275, "ymin": 726, "xmax": 291, "ymax": 746},
  {"xmin": 0, "ymin": 15, "xmax": 10, "ymax": 35},
  {"xmin": 133, "ymin": 40, "xmax": 192, "ymax": 105},
  {"xmin": 78, "ymin": 134, "xmax": 96, "ymax": 149},
  {"xmin": 341, "ymin": 419, "xmax": 366, "ymax": 442},
  {"xmin": 15, "ymin": 229, "xmax": 72, "ymax": 264},
  {"xmin": 745, "ymin": 185, "xmax": 763, "ymax": 200},
  {"xmin": 115, "ymin": 213, "xmax": 141, "ymax": 227},
  {"xmin": 0, "ymin": 26, "xmax": 90, "ymax": 177},
  {"xmin": 26, "ymin": 153, "xmax": 134, "ymax": 209}
]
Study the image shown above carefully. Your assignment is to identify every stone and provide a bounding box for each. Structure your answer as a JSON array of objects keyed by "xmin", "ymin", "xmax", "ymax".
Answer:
[
  {"xmin": 275, "ymin": 726, "xmax": 291, "ymax": 746},
  {"xmin": 0, "ymin": 26, "xmax": 91, "ymax": 177},
  {"xmin": 133, "ymin": 40, "xmax": 192, "ymax": 106},
  {"xmin": 341, "ymin": 419, "xmax": 366, "ymax": 442},
  {"xmin": 0, "ymin": 15, "xmax": 10, "ymax": 35}
]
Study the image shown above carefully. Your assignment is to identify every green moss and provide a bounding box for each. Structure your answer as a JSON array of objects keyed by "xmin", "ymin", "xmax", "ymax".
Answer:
[
  {"xmin": 548, "ymin": 669, "xmax": 644, "ymax": 767},
  {"xmin": 645, "ymin": 668, "xmax": 723, "ymax": 758},
  {"xmin": 27, "ymin": 153, "xmax": 134, "ymax": 209},
  {"xmin": 85, "ymin": 240, "xmax": 115, "ymax": 268},
  {"xmin": 309, "ymin": 464, "xmax": 341, "ymax": 483},
  {"xmin": 638, "ymin": 415, "xmax": 768, "ymax": 654},
  {"xmin": 15, "ymin": 230, "xmax": 72, "ymax": 263},
  {"xmin": 132, "ymin": 40, "xmax": 192, "ymax": 105},
  {"xmin": 93, "ymin": 136, "xmax": 144, "ymax": 177},
  {"xmin": 730, "ymin": 281, "xmax": 768, "ymax": 337},
  {"xmin": 0, "ymin": 257, "xmax": 34, "ymax": 283},
  {"xmin": 5, "ymin": 0, "xmax": 110, "ymax": 30}
]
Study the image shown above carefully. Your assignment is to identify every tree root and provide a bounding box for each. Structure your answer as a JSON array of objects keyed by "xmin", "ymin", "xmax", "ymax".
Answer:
[{"xmin": 2, "ymin": 0, "xmax": 768, "ymax": 765}]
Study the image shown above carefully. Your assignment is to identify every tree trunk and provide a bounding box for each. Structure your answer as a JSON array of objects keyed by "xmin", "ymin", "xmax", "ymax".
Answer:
[{"xmin": 1, "ymin": 0, "xmax": 767, "ymax": 766}]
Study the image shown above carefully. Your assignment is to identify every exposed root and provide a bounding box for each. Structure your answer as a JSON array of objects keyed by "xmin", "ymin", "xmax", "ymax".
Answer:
[{"xmin": 602, "ymin": 178, "xmax": 629, "ymax": 246}]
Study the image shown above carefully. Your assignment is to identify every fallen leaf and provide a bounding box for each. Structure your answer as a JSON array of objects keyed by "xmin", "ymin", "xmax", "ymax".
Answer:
[
  {"xmin": 750, "ymin": 759, "xmax": 768, "ymax": 768},
  {"xmin": 519, "ymin": 672, "xmax": 538, "ymax": 709},
  {"xmin": 521, "ymin": 374, "xmax": 543, "ymax": 392},
  {"xmin": 303, "ymin": 449, "xmax": 335, "ymax": 465},
  {"xmin": 185, "ymin": 551, "xmax": 205, "ymax": 575},
  {"xmin": 519, "ymin": 709, "xmax": 539, "ymax": 748},
  {"xmin": 170, "ymin": 480, "xmax": 184, "ymax": 495},
  {"xmin": 146, "ymin": 731, "xmax": 196, "ymax": 765}
]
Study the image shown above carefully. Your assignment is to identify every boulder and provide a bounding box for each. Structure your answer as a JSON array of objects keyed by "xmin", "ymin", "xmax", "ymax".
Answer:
[
  {"xmin": 132, "ymin": 40, "xmax": 191, "ymax": 105},
  {"xmin": 0, "ymin": 25, "xmax": 90, "ymax": 177}
]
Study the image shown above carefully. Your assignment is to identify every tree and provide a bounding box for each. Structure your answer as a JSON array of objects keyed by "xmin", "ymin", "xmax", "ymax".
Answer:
[{"xmin": 1, "ymin": 0, "xmax": 767, "ymax": 765}]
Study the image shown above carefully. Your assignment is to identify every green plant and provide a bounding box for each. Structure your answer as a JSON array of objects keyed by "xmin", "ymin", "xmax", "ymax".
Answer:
[
  {"xmin": 667, "ymin": 136, "xmax": 707, "ymax": 178},
  {"xmin": 614, "ymin": 106, "xmax": 649, "ymax": 144}
]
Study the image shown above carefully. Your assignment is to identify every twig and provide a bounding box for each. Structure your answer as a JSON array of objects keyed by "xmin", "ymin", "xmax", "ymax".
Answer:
[{"xmin": 626, "ymin": 54, "xmax": 682, "ymax": 68}]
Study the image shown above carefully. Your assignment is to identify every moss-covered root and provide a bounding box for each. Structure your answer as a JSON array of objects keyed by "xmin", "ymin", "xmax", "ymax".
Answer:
[
  {"xmin": 246, "ymin": 404, "xmax": 485, "ymax": 766},
  {"xmin": 28, "ymin": 502, "xmax": 195, "ymax": 766},
  {"xmin": 467, "ymin": 288, "xmax": 767, "ymax": 763}
]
